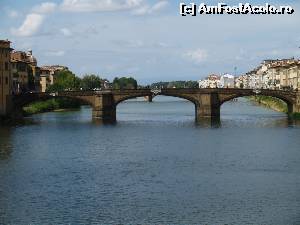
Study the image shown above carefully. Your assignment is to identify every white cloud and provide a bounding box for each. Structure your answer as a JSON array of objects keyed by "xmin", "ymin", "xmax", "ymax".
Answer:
[
  {"xmin": 7, "ymin": 9, "xmax": 19, "ymax": 18},
  {"xmin": 60, "ymin": 0, "xmax": 143, "ymax": 12},
  {"xmin": 11, "ymin": 2, "xmax": 57, "ymax": 37},
  {"xmin": 133, "ymin": 6, "xmax": 149, "ymax": 15},
  {"xmin": 183, "ymin": 49, "xmax": 208, "ymax": 63},
  {"xmin": 32, "ymin": 2, "xmax": 57, "ymax": 14},
  {"xmin": 11, "ymin": 14, "xmax": 45, "ymax": 37},
  {"xmin": 125, "ymin": 0, "xmax": 143, "ymax": 8},
  {"xmin": 150, "ymin": 1, "xmax": 168, "ymax": 12},
  {"xmin": 133, "ymin": 0, "xmax": 168, "ymax": 15},
  {"xmin": 60, "ymin": 28, "xmax": 72, "ymax": 36},
  {"xmin": 45, "ymin": 50, "xmax": 65, "ymax": 56}
]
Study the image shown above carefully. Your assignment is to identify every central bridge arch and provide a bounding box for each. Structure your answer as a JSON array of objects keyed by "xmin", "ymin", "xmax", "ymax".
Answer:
[
  {"xmin": 114, "ymin": 92, "xmax": 199, "ymax": 107},
  {"xmin": 112, "ymin": 89, "xmax": 201, "ymax": 122}
]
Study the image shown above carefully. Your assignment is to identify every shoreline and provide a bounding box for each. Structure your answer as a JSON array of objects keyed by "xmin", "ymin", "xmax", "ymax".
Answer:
[
  {"xmin": 23, "ymin": 98, "xmax": 81, "ymax": 116},
  {"xmin": 25, "ymin": 107, "xmax": 81, "ymax": 116},
  {"xmin": 247, "ymin": 96, "xmax": 300, "ymax": 119},
  {"xmin": 247, "ymin": 96, "xmax": 287, "ymax": 113}
]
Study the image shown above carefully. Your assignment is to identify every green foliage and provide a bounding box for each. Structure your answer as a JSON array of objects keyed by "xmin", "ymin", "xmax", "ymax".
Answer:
[
  {"xmin": 184, "ymin": 80, "xmax": 199, "ymax": 88},
  {"xmin": 80, "ymin": 74, "xmax": 102, "ymax": 91},
  {"xmin": 23, "ymin": 98, "xmax": 81, "ymax": 115},
  {"xmin": 250, "ymin": 96, "xmax": 288, "ymax": 113},
  {"xmin": 46, "ymin": 83, "xmax": 64, "ymax": 92},
  {"xmin": 46, "ymin": 69, "xmax": 80, "ymax": 92},
  {"xmin": 292, "ymin": 113, "xmax": 300, "ymax": 119},
  {"xmin": 113, "ymin": 77, "xmax": 137, "ymax": 89},
  {"xmin": 150, "ymin": 81, "xmax": 198, "ymax": 89}
]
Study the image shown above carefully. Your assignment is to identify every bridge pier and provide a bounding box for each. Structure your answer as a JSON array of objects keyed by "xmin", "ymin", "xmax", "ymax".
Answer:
[
  {"xmin": 92, "ymin": 94, "xmax": 116, "ymax": 123},
  {"xmin": 291, "ymin": 92, "xmax": 300, "ymax": 115},
  {"xmin": 195, "ymin": 93, "xmax": 221, "ymax": 122},
  {"xmin": 148, "ymin": 95, "xmax": 153, "ymax": 102}
]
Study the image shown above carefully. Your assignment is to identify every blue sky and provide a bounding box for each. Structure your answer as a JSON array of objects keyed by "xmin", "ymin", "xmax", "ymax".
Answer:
[{"xmin": 1, "ymin": 0, "xmax": 300, "ymax": 84}]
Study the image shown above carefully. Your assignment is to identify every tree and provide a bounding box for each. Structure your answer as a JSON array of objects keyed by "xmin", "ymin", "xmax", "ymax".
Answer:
[
  {"xmin": 113, "ymin": 77, "xmax": 120, "ymax": 89},
  {"xmin": 46, "ymin": 69, "xmax": 80, "ymax": 92},
  {"xmin": 152, "ymin": 81, "xmax": 198, "ymax": 89},
  {"xmin": 80, "ymin": 74, "xmax": 102, "ymax": 91},
  {"xmin": 113, "ymin": 77, "xmax": 137, "ymax": 89}
]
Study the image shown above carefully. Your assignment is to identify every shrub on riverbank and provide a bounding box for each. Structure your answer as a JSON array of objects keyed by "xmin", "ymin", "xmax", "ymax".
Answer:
[
  {"xmin": 292, "ymin": 112, "xmax": 300, "ymax": 119},
  {"xmin": 248, "ymin": 96, "xmax": 288, "ymax": 113},
  {"xmin": 23, "ymin": 98, "xmax": 81, "ymax": 115}
]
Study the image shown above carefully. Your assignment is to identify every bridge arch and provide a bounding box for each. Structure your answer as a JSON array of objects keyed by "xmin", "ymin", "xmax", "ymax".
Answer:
[
  {"xmin": 114, "ymin": 93, "xmax": 199, "ymax": 107},
  {"xmin": 218, "ymin": 92, "xmax": 294, "ymax": 114}
]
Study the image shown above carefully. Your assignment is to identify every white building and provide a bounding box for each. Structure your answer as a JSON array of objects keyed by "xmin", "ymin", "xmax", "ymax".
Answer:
[
  {"xmin": 198, "ymin": 74, "xmax": 220, "ymax": 88},
  {"xmin": 220, "ymin": 74, "xmax": 235, "ymax": 88},
  {"xmin": 198, "ymin": 79, "xmax": 209, "ymax": 88}
]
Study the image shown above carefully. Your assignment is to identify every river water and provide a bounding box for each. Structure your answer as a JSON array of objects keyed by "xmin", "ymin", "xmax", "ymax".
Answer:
[{"xmin": 0, "ymin": 97, "xmax": 300, "ymax": 225}]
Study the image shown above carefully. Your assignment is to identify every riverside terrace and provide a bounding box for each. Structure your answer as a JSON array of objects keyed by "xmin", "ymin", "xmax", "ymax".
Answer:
[{"xmin": 3, "ymin": 88, "xmax": 300, "ymax": 123}]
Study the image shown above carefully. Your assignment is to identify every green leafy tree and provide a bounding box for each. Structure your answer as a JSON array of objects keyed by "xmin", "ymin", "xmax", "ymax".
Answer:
[
  {"xmin": 80, "ymin": 74, "xmax": 102, "ymax": 91},
  {"xmin": 46, "ymin": 69, "xmax": 80, "ymax": 92},
  {"xmin": 113, "ymin": 77, "xmax": 120, "ymax": 89},
  {"xmin": 152, "ymin": 81, "xmax": 198, "ymax": 89},
  {"xmin": 113, "ymin": 77, "xmax": 137, "ymax": 89}
]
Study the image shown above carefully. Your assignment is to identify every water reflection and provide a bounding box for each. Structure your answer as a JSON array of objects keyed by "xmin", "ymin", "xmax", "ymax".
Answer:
[
  {"xmin": 0, "ymin": 126, "xmax": 13, "ymax": 160},
  {"xmin": 92, "ymin": 118, "xmax": 117, "ymax": 126},
  {"xmin": 1, "ymin": 96, "xmax": 300, "ymax": 224},
  {"xmin": 196, "ymin": 117, "xmax": 221, "ymax": 128}
]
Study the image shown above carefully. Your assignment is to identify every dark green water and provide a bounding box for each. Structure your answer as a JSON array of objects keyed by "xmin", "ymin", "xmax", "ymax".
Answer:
[{"xmin": 0, "ymin": 97, "xmax": 300, "ymax": 225}]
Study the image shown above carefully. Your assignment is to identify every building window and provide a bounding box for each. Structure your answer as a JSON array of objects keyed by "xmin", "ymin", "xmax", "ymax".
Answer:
[{"xmin": 5, "ymin": 77, "xmax": 8, "ymax": 85}]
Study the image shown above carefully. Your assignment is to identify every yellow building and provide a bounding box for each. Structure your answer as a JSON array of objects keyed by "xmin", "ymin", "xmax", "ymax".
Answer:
[
  {"xmin": 11, "ymin": 50, "xmax": 40, "ymax": 93},
  {"xmin": 286, "ymin": 63, "xmax": 300, "ymax": 90},
  {"xmin": 11, "ymin": 60, "xmax": 28, "ymax": 93},
  {"xmin": 0, "ymin": 40, "xmax": 13, "ymax": 116},
  {"xmin": 39, "ymin": 65, "xmax": 68, "ymax": 92},
  {"xmin": 258, "ymin": 58, "xmax": 300, "ymax": 90},
  {"xmin": 26, "ymin": 50, "xmax": 40, "ymax": 92},
  {"xmin": 40, "ymin": 67, "xmax": 51, "ymax": 92}
]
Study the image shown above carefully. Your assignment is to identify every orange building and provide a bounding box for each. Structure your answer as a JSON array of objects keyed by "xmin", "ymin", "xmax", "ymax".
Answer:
[
  {"xmin": 11, "ymin": 50, "xmax": 40, "ymax": 93},
  {"xmin": 0, "ymin": 40, "xmax": 13, "ymax": 116}
]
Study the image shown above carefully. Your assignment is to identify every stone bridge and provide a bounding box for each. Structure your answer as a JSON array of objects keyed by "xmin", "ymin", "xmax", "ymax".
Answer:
[{"xmin": 7, "ymin": 88, "xmax": 300, "ymax": 123}]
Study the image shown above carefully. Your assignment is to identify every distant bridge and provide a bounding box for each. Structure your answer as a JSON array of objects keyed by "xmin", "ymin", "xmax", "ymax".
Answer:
[{"xmin": 6, "ymin": 88, "xmax": 300, "ymax": 123}]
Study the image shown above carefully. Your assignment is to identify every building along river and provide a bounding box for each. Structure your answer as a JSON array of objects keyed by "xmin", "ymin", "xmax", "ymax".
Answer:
[{"xmin": 0, "ymin": 96, "xmax": 300, "ymax": 225}]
